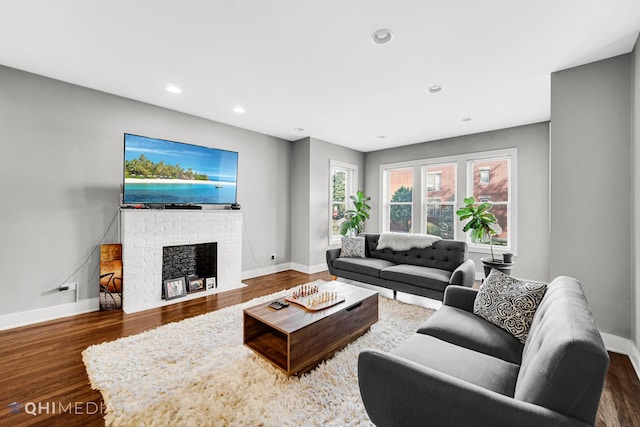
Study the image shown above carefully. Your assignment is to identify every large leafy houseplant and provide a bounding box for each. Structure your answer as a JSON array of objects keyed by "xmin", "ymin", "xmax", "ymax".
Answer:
[
  {"xmin": 339, "ymin": 191, "xmax": 371, "ymax": 236},
  {"xmin": 456, "ymin": 196, "xmax": 502, "ymax": 261}
]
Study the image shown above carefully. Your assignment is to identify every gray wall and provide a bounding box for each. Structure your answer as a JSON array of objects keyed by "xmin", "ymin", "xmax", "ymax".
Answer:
[
  {"xmin": 291, "ymin": 138, "xmax": 311, "ymax": 266},
  {"xmin": 0, "ymin": 65, "xmax": 291, "ymax": 316},
  {"xmin": 632, "ymin": 40, "xmax": 640, "ymax": 348},
  {"xmin": 364, "ymin": 123, "xmax": 550, "ymax": 282},
  {"xmin": 309, "ymin": 138, "xmax": 366, "ymax": 267},
  {"xmin": 550, "ymin": 54, "xmax": 632, "ymax": 338},
  {"xmin": 291, "ymin": 137, "xmax": 365, "ymax": 269}
]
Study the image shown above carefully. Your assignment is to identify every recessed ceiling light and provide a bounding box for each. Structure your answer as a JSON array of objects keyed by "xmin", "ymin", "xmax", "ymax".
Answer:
[
  {"xmin": 294, "ymin": 127, "xmax": 305, "ymax": 132},
  {"xmin": 427, "ymin": 85, "xmax": 443, "ymax": 94},
  {"xmin": 371, "ymin": 29, "xmax": 393, "ymax": 45},
  {"xmin": 165, "ymin": 84, "xmax": 182, "ymax": 94},
  {"xmin": 233, "ymin": 106, "xmax": 246, "ymax": 114},
  {"xmin": 377, "ymin": 135, "xmax": 386, "ymax": 139},
  {"xmin": 461, "ymin": 117, "xmax": 472, "ymax": 122}
]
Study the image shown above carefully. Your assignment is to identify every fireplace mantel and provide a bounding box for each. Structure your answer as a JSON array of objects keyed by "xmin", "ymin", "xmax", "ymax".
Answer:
[{"xmin": 120, "ymin": 209, "xmax": 243, "ymax": 313}]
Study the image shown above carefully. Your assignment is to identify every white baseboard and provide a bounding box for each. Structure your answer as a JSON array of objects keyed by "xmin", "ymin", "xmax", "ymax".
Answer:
[
  {"xmin": 241, "ymin": 263, "xmax": 292, "ymax": 280},
  {"xmin": 242, "ymin": 262, "xmax": 329, "ymax": 280},
  {"xmin": 601, "ymin": 332, "xmax": 640, "ymax": 380},
  {"xmin": 290, "ymin": 262, "xmax": 328, "ymax": 275},
  {"xmin": 629, "ymin": 344, "xmax": 640, "ymax": 381},
  {"xmin": 0, "ymin": 298, "xmax": 100, "ymax": 331}
]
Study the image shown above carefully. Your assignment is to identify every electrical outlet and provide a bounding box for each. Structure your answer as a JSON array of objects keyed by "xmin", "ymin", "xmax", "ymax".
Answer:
[{"xmin": 271, "ymin": 254, "xmax": 276, "ymax": 260}]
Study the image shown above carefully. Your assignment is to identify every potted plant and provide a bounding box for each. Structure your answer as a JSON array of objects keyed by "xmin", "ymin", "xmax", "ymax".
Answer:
[
  {"xmin": 456, "ymin": 196, "xmax": 513, "ymax": 276},
  {"xmin": 339, "ymin": 191, "xmax": 371, "ymax": 236}
]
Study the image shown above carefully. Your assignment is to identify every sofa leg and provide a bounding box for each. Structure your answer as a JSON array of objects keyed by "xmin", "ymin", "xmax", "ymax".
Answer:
[
  {"xmin": 332, "ymin": 276, "xmax": 338, "ymax": 281},
  {"xmin": 393, "ymin": 290, "xmax": 397, "ymax": 300}
]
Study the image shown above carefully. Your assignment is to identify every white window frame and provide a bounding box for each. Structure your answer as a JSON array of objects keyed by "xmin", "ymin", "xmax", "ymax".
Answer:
[
  {"xmin": 380, "ymin": 148, "xmax": 518, "ymax": 255},
  {"xmin": 329, "ymin": 160, "xmax": 358, "ymax": 245},
  {"xmin": 423, "ymin": 162, "xmax": 457, "ymax": 240},
  {"xmin": 380, "ymin": 162, "xmax": 415, "ymax": 233},
  {"xmin": 466, "ymin": 152, "xmax": 517, "ymax": 254}
]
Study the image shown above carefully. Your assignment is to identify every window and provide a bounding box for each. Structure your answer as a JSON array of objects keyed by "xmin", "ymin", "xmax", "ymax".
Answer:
[
  {"xmin": 427, "ymin": 172, "xmax": 441, "ymax": 191},
  {"xmin": 468, "ymin": 157, "xmax": 511, "ymax": 249},
  {"xmin": 479, "ymin": 167, "xmax": 490, "ymax": 185},
  {"xmin": 329, "ymin": 160, "xmax": 358, "ymax": 245},
  {"xmin": 424, "ymin": 163, "xmax": 456, "ymax": 239},
  {"xmin": 381, "ymin": 148, "xmax": 517, "ymax": 253},
  {"xmin": 384, "ymin": 167, "xmax": 413, "ymax": 232}
]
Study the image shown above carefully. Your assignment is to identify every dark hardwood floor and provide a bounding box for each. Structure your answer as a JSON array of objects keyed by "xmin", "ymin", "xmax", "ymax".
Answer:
[{"xmin": 0, "ymin": 270, "xmax": 638, "ymax": 426}]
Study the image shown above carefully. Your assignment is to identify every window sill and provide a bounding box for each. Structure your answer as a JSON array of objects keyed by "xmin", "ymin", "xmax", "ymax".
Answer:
[{"xmin": 468, "ymin": 246, "xmax": 516, "ymax": 257}]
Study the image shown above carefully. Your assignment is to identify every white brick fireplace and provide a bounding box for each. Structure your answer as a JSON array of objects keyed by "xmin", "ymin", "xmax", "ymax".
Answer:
[{"xmin": 120, "ymin": 209, "xmax": 244, "ymax": 313}]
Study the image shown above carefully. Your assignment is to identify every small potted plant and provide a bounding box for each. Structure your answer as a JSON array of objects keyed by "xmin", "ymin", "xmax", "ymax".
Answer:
[
  {"xmin": 456, "ymin": 196, "xmax": 513, "ymax": 276},
  {"xmin": 339, "ymin": 191, "xmax": 371, "ymax": 236}
]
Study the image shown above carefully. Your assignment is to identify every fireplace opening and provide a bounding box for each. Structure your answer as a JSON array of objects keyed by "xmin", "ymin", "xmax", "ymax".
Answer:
[{"xmin": 162, "ymin": 242, "xmax": 217, "ymax": 299}]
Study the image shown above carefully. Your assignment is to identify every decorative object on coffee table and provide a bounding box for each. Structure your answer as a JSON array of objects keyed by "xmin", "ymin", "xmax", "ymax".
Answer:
[
  {"xmin": 99, "ymin": 244, "xmax": 123, "ymax": 310},
  {"xmin": 163, "ymin": 277, "xmax": 187, "ymax": 300},
  {"xmin": 285, "ymin": 283, "xmax": 345, "ymax": 311}
]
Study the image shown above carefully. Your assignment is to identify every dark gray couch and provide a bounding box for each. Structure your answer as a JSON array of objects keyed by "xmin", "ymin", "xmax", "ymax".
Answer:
[
  {"xmin": 326, "ymin": 233, "xmax": 476, "ymax": 301},
  {"xmin": 358, "ymin": 276, "xmax": 610, "ymax": 427}
]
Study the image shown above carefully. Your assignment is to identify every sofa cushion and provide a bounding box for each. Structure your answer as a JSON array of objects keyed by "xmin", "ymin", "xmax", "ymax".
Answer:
[
  {"xmin": 333, "ymin": 257, "xmax": 396, "ymax": 277},
  {"xmin": 339, "ymin": 236, "xmax": 365, "ymax": 258},
  {"xmin": 474, "ymin": 269, "xmax": 547, "ymax": 343},
  {"xmin": 392, "ymin": 334, "xmax": 519, "ymax": 397},
  {"xmin": 417, "ymin": 306, "xmax": 523, "ymax": 364},
  {"xmin": 380, "ymin": 264, "xmax": 451, "ymax": 292}
]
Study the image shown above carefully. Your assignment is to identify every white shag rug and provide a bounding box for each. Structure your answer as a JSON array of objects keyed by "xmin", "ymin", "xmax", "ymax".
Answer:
[{"xmin": 83, "ymin": 280, "xmax": 436, "ymax": 426}]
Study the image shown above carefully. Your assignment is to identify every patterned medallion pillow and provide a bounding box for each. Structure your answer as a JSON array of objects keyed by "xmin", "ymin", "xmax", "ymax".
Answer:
[
  {"xmin": 340, "ymin": 236, "xmax": 366, "ymax": 258},
  {"xmin": 474, "ymin": 269, "xmax": 548, "ymax": 343}
]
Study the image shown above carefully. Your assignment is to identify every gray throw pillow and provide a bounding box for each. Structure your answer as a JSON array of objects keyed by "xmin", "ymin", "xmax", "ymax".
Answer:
[
  {"xmin": 474, "ymin": 269, "xmax": 547, "ymax": 343},
  {"xmin": 340, "ymin": 236, "xmax": 365, "ymax": 258}
]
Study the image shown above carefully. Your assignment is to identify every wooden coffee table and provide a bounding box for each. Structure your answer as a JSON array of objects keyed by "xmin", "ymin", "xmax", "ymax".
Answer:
[{"xmin": 243, "ymin": 281, "xmax": 378, "ymax": 376}]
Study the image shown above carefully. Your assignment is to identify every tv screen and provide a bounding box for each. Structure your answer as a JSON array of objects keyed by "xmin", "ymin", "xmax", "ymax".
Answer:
[{"xmin": 123, "ymin": 133, "xmax": 238, "ymax": 205}]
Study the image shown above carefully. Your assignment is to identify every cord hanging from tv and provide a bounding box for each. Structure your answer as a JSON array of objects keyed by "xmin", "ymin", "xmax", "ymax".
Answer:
[{"xmin": 122, "ymin": 133, "xmax": 239, "ymax": 206}]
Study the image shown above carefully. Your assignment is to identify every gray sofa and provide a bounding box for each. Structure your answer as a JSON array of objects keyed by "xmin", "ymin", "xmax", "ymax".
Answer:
[
  {"xmin": 326, "ymin": 233, "xmax": 476, "ymax": 301},
  {"xmin": 358, "ymin": 276, "xmax": 609, "ymax": 427}
]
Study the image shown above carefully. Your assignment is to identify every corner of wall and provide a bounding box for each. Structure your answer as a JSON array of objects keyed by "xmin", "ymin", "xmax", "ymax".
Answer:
[
  {"xmin": 631, "ymin": 34, "xmax": 640, "ymax": 350},
  {"xmin": 601, "ymin": 332, "xmax": 640, "ymax": 380}
]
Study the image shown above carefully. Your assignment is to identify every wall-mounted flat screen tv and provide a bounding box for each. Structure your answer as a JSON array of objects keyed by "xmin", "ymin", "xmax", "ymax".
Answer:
[{"xmin": 123, "ymin": 133, "xmax": 238, "ymax": 205}]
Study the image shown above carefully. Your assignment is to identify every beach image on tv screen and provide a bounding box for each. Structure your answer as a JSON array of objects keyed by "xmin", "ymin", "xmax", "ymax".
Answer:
[{"xmin": 123, "ymin": 134, "xmax": 238, "ymax": 205}]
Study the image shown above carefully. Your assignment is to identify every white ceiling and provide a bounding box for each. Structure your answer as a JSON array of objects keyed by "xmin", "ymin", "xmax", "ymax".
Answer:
[{"xmin": 1, "ymin": 1, "xmax": 640, "ymax": 152}]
